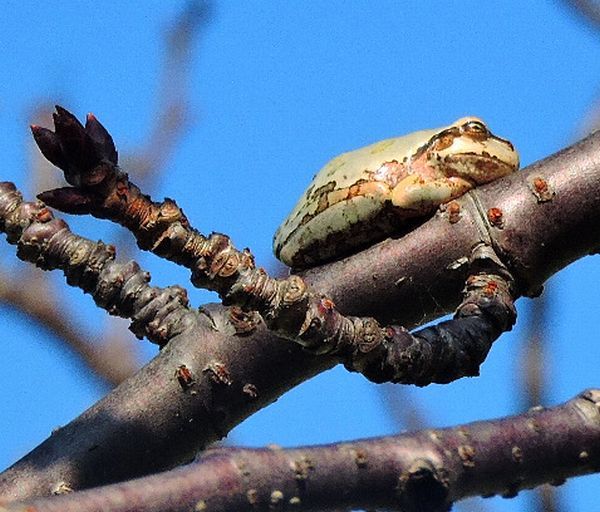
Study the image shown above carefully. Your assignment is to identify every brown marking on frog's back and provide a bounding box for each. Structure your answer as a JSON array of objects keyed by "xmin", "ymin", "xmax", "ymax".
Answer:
[
  {"xmin": 292, "ymin": 178, "xmax": 391, "ymax": 235},
  {"xmin": 282, "ymin": 180, "xmax": 338, "ymax": 232},
  {"xmin": 474, "ymin": 157, "xmax": 504, "ymax": 174},
  {"xmin": 310, "ymin": 180, "xmax": 337, "ymax": 198}
]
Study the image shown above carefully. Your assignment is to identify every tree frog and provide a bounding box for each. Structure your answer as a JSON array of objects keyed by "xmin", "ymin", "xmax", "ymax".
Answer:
[{"xmin": 273, "ymin": 117, "xmax": 519, "ymax": 268}]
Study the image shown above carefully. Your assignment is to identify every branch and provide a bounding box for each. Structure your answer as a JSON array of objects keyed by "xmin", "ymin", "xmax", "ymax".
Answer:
[
  {"xmin": 3, "ymin": 389, "xmax": 600, "ymax": 512},
  {"xmin": 33, "ymin": 107, "xmax": 517, "ymax": 385},
  {"xmin": 18, "ymin": 106, "xmax": 140, "ymax": 387},
  {"xmin": 0, "ymin": 184, "xmax": 332, "ymax": 502},
  {"xmin": 520, "ymin": 286, "xmax": 564, "ymax": 512},
  {"xmin": 0, "ymin": 183, "xmax": 193, "ymax": 346},
  {"xmin": 1, "ymin": 126, "xmax": 600, "ymax": 499},
  {"xmin": 11, "ymin": 0, "xmax": 212, "ymax": 386}
]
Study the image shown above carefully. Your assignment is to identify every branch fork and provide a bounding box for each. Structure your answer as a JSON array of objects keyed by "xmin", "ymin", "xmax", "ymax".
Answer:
[{"xmin": 28, "ymin": 106, "xmax": 518, "ymax": 385}]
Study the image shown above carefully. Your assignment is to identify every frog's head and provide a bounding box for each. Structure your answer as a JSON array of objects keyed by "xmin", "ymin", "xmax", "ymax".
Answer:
[{"xmin": 423, "ymin": 117, "xmax": 519, "ymax": 184}]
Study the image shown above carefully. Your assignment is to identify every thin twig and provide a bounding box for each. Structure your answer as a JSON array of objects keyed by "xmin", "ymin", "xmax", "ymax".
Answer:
[{"xmin": 0, "ymin": 182, "xmax": 195, "ymax": 346}]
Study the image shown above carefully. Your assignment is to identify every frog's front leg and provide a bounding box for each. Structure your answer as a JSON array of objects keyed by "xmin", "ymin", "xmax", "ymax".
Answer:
[{"xmin": 390, "ymin": 174, "xmax": 474, "ymax": 212}]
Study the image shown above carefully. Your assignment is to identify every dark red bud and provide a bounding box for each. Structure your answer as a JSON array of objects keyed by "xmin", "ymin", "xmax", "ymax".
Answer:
[
  {"xmin": 32, "ymin": 106, "xmax": 119, "ymax": 189},
  {"xmin": 54, "ymin": 105, "xmax": 85, "ymax": 130},
  {"xmin": 30, "ymin": 125, "xmax": 68, "ymax": 171},
  {"xmin": 53, "ymin": 106, "xmax": 101, "ymax": 181},
  {"xmin": 85, "ymin": 113, "xmax": 118, "ymax": 165},
  {"xmin": 37, "ymin": 187, "xmax": 96, "ymax": 215},
  {"xmin": 79, "ymin": 162, "xmax": 111, "ymax": 187}
]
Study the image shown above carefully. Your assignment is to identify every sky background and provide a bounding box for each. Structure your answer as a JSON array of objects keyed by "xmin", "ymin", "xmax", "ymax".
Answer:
[{"xmin": 1, "ymin": 2, "xmax": 600, "ymax": 510}]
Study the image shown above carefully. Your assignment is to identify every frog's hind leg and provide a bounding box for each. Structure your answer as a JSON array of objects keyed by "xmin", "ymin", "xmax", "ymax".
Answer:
[{"xmin": 390, "ymin": 175, "xmax": 474, "ymax": 211}]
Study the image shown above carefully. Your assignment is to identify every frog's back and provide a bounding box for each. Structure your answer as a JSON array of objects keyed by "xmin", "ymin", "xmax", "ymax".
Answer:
[
  {"xmin": 273, "ymin": 128, "xmax": 437, "ymax": 268},
  {"xmin": 310, "ymin": 129, "xmax": 435, "ymax": 189}
]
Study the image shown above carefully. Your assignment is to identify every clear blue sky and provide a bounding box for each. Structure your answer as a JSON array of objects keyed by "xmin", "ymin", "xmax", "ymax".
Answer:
[{"xmin": 1, "ymin": 2, "xmax": 599, "ymax": 510}]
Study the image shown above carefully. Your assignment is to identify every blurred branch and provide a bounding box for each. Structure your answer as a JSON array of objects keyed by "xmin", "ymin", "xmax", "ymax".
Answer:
[
  {"xmin": 521, "ymin": 291, "xmax": 549, "ymax": 414},
  {"xmin": 560, "ymin": 0, "xmax": 600, "ymax": 31},
  {"xmin": 520, "ymin": 288, "xmax": 565, "ymax": 512},
  {"xmin": 379, "ymin": 384, "xmax": 428, "ymax": 433},
  {"xmin": 379, "ymin": 386, "xmax": 495, "ymax": 512},
  {"xmin": 579, "ymin": 90, "xmax": 600, "ymax": 137},
  {"xmin": 0, "ymin": 268, "xmax": 138, "ymax": 387},
  {"xmin": 3, "ymin": 389, "xmax": 600, "ymax": 512},
  {"xmin": 124, "ymin": 0, "xmax": 212, "ymax": 182}
]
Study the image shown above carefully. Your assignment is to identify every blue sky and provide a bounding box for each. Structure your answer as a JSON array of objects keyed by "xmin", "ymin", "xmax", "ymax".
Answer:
[{"xmin": 1, "ymin": 2, "xmax": 600, "ymax": 510}]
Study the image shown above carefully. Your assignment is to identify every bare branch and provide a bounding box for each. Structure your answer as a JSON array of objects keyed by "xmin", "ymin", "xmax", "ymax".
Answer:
[
  {"xmin": 0, "ymin": 182, "xmax": 194, "ymax": 346},
  {"xmin": 0, "ymin": 302, "xmax": 332, "ymax": 501},
  {"xmin": 2, "ymin": 389, "xmax": 600, "ymax": 512}
]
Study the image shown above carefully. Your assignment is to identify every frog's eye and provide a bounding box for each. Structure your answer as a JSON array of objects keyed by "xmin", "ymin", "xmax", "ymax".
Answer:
[{"xmin": 461, "ymin": 120, "xmax": 489, "ymax": 137}]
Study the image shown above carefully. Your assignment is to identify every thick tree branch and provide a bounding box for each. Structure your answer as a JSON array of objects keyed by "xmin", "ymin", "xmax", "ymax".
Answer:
[
  {"xmin": 0, "ymin": 303, "xmax": 332, "ymax": 501},
  {"xmin": 0, "ymin": 129, "xmax": 599, "ymax": 500},
  {"xmin": 3, "ymin": 389, "xmax": 600, "ymax": 512}
]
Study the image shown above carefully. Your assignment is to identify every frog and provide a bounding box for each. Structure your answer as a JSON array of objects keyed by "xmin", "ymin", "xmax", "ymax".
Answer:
[{"xmin": 273, "ymin": 117, "xmax": 519, "ymax": 269}]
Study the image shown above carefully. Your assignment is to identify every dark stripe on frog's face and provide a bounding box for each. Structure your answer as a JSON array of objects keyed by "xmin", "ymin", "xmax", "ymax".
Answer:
[
  {"xmin": 410, "ymin": 127, "xmax": 461, "ymax": 164},
  {"xmin": 420, "ymin": 119, "xmax": 493, "ymax": 155},
  {"xmin": 412, "ymin": 118, "xmax": 519, "ymax": 181}
]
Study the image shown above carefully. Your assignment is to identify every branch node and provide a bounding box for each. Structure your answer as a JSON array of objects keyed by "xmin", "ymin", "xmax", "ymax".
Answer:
[{"xmin": 396, "ymin": 459, "xmax": 450, "ymax": 512}]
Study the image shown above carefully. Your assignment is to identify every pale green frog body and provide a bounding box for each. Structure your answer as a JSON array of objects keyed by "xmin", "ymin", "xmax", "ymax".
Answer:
[{"xmin": 274, "ymin": 117, "xmax": 519, "ymax": 268}]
